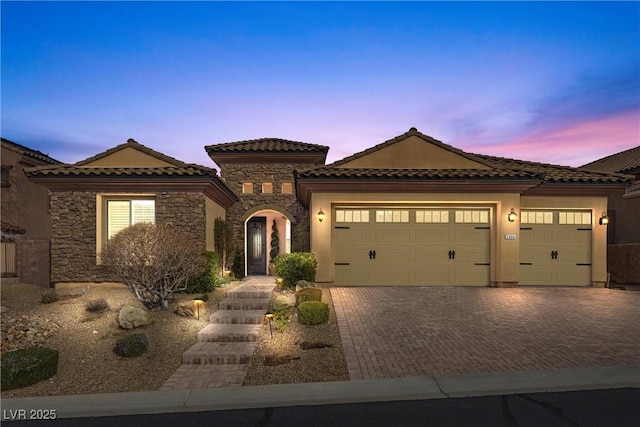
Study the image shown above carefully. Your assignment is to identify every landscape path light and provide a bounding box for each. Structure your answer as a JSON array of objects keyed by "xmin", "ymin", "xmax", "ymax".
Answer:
[
  {"xmin": 193, "ymin": 299, "xmax": 205, "ymax": 320},
  {"xmin": 264, "ymin": 311, "xmax": 274, "ymax": 339}
]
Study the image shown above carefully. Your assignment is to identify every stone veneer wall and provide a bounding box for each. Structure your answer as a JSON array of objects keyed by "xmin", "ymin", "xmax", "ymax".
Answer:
[
  {"xmin": 50, "ymin": 191, "xmax": 208, "ymax": 283},
  {"xmin": 219, "ymin": 162, "xmax": 313, "ymax": 253},
  {"xmin": 16, "ymin": 239, "xmax": 51, "ymax": 287}
]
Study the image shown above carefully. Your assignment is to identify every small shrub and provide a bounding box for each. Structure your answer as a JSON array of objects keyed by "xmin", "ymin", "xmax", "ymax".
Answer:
[
  {"xmin": 113, "ymin": 333, "xmax": 149, "ymax": 357},
  {"xmin": 271, "ymin": 302, "xmax": 292, "ymax": 332},
  {"xmin": 298, "ymin": 301, "xmax": 329, "ymax": 325},
  {"xmin": 195, "ymin": 294, "xmax": 209, "ymax": 302},
  {"xmin": 1, "ymin": 347, "xmax": 59, "ymax": 391},
  {"xmin": 85, "ymin": 298, "xmax": 109, "ymax": 312},
  {"xmin": 295, "ymin": 288, "xmax": 322, "ymax": 307},
  {"xmin": 185, "ymin": 251, "xmax": 219, "ymax": 294},
  {"xmin": 274, "ymin": 252, "xmax": 317, "ymax": 290},
  {"xmin": 40, "ymin": 290, "xmax": 59, "ymax": 304}
]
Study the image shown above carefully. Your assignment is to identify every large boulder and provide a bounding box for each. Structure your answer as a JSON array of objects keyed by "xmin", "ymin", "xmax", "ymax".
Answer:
[
  {"xmin": 118, "ymin": 305, "xmax": 152, "ymax": 329},
  {"xmin": 296, "ymin": 280, "xmax": 317, "ymax": 292}
]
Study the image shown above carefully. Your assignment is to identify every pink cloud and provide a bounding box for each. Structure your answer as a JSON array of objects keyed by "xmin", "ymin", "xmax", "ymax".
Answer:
[{"xmin": 464, "ymin": 111, "xmax": 639, "ymax": 167}]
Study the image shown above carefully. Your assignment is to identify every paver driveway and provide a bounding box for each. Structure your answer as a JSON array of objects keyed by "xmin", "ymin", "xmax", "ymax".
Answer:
[{"xmin": 331, "ymin": 287, "xmax": 640, "ymax": 381}]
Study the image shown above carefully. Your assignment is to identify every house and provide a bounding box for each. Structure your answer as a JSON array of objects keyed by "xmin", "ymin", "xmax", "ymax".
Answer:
[
  {"xmin": 26, "ymin": 128, "xmax": 633, "ymax": 288},
  {"xmin": 581, "ymin": 145, "xmax": 640, "ymax": 285},
  {"xmin": 580, "ymin": 145, "xmax": 640, "ymax": 244},
  {"xmin": 1, "ymin": 138, "xmax": 62, "ymax": 286}
]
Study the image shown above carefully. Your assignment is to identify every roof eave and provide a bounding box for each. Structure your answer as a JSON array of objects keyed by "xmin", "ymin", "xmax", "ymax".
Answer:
[{"xmin": 207, "ymin": 151, "xmax": 328, "ymax": 166}]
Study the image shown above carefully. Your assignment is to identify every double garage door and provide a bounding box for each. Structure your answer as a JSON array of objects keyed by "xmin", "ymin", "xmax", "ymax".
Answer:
[{"xmin": 334, "ymin": 208, "xmax": 491, "ymax": 285}]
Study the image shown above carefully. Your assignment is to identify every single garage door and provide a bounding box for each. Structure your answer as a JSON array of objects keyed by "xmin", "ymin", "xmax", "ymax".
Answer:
[
  {"xmin": 519, "ymin": 210, "xmax": 592, "ymax": 286},
  {"xmin": 334, "ymin": 208, "xmax": 490, "ymax": 285}
]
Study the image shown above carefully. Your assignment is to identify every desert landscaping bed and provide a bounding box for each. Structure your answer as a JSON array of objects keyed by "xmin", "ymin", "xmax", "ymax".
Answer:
[{"xmin": 1, "ymin": 280, "xmax": 348, "ymax": 398}]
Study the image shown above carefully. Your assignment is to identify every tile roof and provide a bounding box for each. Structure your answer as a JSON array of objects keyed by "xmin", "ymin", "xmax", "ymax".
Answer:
[
  {"xmin": 1, "ymin": 138, "xmax": 62, "ymax": 165},
  {"xmin": 24, "ymin": 165, "xmax": 218, "ymax": 178},
  {"xmin": 298, "ymin": 167, "xmax": 541, "ymax": 180},
  {"xmin": 205, "ymin": 138, "xmax": 329, "ymax": 154},
  {"xmin": 75, "ymin": 138, "xmax": 194, "ymax": 167},
  {"xmin": 326, "ymin": 127, "xmax": 494, "ymax": 168},
  {"xmin": 298, "ymin": 127, "xmax": 633, "ymax": 185},
  {"xmin": 580, "ymin": 145, "xmax": 640, "ymax": 174},
  {"xmin": 1, "ymin": 220, "xmax": 26, "ymax": 235},
  {"xmin": 473, "ymin": 154, "xmax": 633, "ymax": 184}
]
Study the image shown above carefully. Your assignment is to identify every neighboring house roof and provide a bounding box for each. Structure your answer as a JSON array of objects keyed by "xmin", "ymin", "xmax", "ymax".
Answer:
[
  {"xmin": 206, "ymin": 137, "xmax": 329, "ymax": 165},
  {"xmin": 1, "ymin": 220, "xmax": 26, "ymax": 235},
  {"xmin": 580, "ymin": 145, "xmax": 640, "ymax": 175},
  {"xmin": 24, "ymin": 138, "xmax": 239, "ymax": 207},
  {"xmin": 299, "ymin": 167, "xmax": 540, "ymax": 180},
  {"xmin": 1, "ymin": 138, "xmax": 62, "ymax": 166}
]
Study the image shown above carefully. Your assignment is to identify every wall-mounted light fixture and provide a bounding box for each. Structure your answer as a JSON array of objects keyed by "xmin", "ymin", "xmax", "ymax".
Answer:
[
  {"xmin": 507, "ymin": 208, "xmax": 518, "ymax": 222},
  {"xmin": 317, "ymin": 209, "xmax": 325, "ymax": 222},
  {"xmin": 599, "ymin": 212, "xmax": 609, "ymax": 226}
]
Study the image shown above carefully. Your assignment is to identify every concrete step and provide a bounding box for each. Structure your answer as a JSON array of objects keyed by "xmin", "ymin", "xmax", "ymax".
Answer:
[
  {"xmin": 182, "ymin": 342, "xmax": 257, "ymax": 365},
  {"xmin": 219, "ymin": 298, "xmax": 270, "ymax": 311},
  {"xmin": 160, "ymin": 364, "xmax": 250, "ymax": 390},
  {"xmin": 196, "ymin": 324, "xmax": 262, "ymax": 343},
  {"xmin": 210, "ymin": 310, "xmax": 267, "ymax": 324},
  {"xmin": 226, "ymin": 287, "xmax": 274, "ymax": 299}
]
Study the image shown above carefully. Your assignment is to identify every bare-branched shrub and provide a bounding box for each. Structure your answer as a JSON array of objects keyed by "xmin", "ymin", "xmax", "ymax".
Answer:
[{"xmin": 100, "ymin": 223, "xmax": 205, "ymax": 310}]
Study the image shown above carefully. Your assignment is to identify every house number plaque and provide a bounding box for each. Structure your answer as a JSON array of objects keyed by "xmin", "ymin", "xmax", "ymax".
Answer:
[{"xmin": 504, "ymin": 234, "xmax": 517, "ymax": 240}]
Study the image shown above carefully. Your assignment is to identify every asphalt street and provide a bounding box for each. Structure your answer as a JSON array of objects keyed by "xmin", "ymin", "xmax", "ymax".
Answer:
[{"xmin": 6, "ymin": 388, "xmax": 638, "ymax": 427}]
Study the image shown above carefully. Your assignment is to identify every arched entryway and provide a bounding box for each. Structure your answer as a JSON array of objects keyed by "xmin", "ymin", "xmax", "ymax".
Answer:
[{"xmin": 243, "ymin": 206, "xmax": 294, "ymax": 276}]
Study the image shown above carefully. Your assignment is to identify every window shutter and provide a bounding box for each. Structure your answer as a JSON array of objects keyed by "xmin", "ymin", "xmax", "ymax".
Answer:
[
  {"xmin": 108, "ymin": 201, "xmax": 131, "ymax": 239},
  {"xmin": 132, "ymin": 200, "xmax": 155, "ymax": 225}
]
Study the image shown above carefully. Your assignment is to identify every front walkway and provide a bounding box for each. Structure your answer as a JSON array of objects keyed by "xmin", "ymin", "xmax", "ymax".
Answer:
[{"xmin": 331, "ymin": 287, "xmax": 640, "ymax": 381}]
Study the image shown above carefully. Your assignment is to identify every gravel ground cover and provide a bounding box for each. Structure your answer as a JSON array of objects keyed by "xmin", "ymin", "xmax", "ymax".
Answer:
[{"xmin": 1, "ymin": 280, "xmax": 349, "ymax": 397}]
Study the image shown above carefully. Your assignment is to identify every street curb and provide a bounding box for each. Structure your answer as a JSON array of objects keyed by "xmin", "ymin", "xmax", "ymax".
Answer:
[{"xmin": 2, "ymin": 365, "xmax": 639, "ymax": 420}]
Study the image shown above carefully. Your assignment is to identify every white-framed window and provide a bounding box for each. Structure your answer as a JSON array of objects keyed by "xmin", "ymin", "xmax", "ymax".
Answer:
[
  {"xmin": 281, "ymin": 182, "xmax": 293, "ymax": 194},
  {"xmin": 242, "ymin": 182, "xmax": 253, "ymax": 194},
  {"xmin": 376, "ymin": 210, "xmax": 409, "ymax": 223},
  {"xmin": 106, "ymin": 199, "xmax": 155, "ymax": 239},
  {"xmin": 454, "ymin": 210, "xmax": 489, "ymax": 224},
  {"xmin": 335, "ymin": 209, "xmax": 370, "ymax": 223},
  {"xmin": 521, "ymin": 211, "xmax": 554, "ymax": 224},
  {"xmin": 262, "ymin": 182, "xmax": 273, "ymax": 194},
  {"xmin": 558, "ymin": 211, "xmax": 592, "ymax": 225},
  {"xmin": 416, "ymin": 210, "xmax": 450, "ymax": 223}
]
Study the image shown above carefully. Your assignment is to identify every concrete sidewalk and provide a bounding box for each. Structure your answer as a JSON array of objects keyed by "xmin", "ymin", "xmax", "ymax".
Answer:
[{"xmin": 2, "ymin": 365, "xmax": 638, "ymax": 420}]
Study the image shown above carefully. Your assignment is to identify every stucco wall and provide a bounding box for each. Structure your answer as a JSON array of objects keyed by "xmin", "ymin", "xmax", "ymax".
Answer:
[{"xmin": 309, "ymin": 192, "xmax": 608, "ymax": 286}]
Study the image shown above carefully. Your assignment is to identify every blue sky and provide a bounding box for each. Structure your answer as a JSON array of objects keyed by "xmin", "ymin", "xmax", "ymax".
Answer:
[{"xmin": 2, "ymin": 1, "xmax": 638, "ymax": 168}]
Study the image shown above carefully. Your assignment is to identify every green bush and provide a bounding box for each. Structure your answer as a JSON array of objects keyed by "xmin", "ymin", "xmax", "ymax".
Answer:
[
  {"xmin": 185, "ymin": 251, "xmax": 219, "ymax": 294},
  {"xmin": 274, "ymin": 252, "xmax": 317, "ymax": 290},
  {"xmin": 231, "ymin": 247, "xmax": 244, "ymax": 280},
  {"xmin": 195, "ymin": 294, "xmax": 209, "ymax": 302},
  {"xmin": 40, "ymin": 290, "xmax": 59, "ymax": 304},
  {"xmin": 270, "ymin": 302, "xmax": 292, "ymax": 332},
  {"xmin": 297, "ymin": 301, "xmax": 329, "ymax": 325},
  {"xmin": 295, "ymin": 288, "xmax": 322, "ymax": 307},
  {"xmin": 1, "ymin": 347, "xmax": 59, "ymax": 391},
  {"xmin": 113, "ymin": 333, "xmax": 149, "ymax": 357}
]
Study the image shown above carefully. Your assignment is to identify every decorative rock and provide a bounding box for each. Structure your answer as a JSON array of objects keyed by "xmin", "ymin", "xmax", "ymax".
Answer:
[
  {"xmin": 117, "ymin": 305, "xmax": 152, "ymax": 329},
  {"xmin": 1, "ymin": 315, "xmax": 61, "ymax": 353},
  {"xmin": 296, "ymin": 280, "xmax": 317, "ymax": 292},
  {"xmin": 174, "ymin": 304, "xmax": 194, "ymax": 317}
]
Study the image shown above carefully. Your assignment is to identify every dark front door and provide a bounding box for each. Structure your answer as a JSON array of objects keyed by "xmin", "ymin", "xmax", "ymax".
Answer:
[{"xmin": 247, "ymin": 217, "xmax": 267, "ymax": 275}]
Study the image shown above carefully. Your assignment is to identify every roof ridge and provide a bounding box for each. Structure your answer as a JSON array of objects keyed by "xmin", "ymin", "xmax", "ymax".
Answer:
[
  {"xmin": 326, "ymin": 127, "xmax": 496, "ymax": 168},
  {"xmin": 74, "ymin": 138, "xmax": 192, "ymax": 168},
  {"xmin": 206, "ymin": 137, "xmax": 329, "ymax": 151}
]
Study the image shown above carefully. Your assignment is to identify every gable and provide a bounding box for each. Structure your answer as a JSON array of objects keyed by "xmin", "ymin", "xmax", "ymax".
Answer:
[
  {"xmin": 79, "ymin": 146, "xmax": 174, "ymax": 168},
  {"xmin": 336, "ymin": 134, "xmax": 490, "ymax": 169}
]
